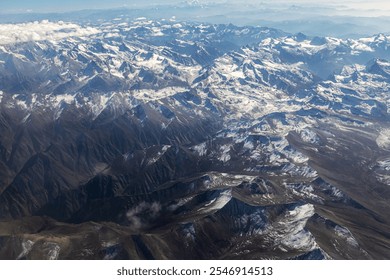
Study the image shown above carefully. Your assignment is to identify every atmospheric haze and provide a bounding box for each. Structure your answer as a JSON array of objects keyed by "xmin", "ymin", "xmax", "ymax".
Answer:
[{"xmin": 0, "ymin": 1, "xmax": 389, "ymax": 37}]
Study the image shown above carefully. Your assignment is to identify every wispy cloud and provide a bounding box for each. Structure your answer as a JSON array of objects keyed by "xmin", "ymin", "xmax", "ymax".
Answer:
[
  {"xmin": 126, "ymin": 202, "xmax": 162, "ymax": 229},
  {"xmin": 0, "ymin": 20, "xmax": 100, "ymax": 45}
]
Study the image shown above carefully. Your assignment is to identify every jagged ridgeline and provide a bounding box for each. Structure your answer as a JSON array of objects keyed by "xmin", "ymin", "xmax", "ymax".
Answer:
[{"xmin": 0, "ymin": 19, "xmax": 390, "ymax": 259}]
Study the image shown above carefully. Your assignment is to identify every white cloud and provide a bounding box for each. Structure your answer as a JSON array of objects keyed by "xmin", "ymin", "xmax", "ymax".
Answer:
[
  {"xmin": 0, "ymin": 20, "xmax": 100, "ymax": 45},
  {"xmin": 125, "ymin": 201, "xmax": 162, "ymax": 229}
]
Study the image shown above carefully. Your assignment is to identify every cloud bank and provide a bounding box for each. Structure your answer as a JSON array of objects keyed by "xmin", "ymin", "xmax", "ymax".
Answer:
[{"xmin": 0, "ymin": 20, "xmax": 100, "ymax": 45}]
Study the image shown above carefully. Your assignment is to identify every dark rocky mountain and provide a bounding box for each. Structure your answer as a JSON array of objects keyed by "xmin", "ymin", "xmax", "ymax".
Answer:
[{"xmin": 0, "ymin": 18, "xmax": 390, "ymax": 259}]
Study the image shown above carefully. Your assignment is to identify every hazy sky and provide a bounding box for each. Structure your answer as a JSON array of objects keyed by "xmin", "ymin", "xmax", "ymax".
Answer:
[
  {"xmin": 1, "ymin": 1, "xmax": 389, "ymax": 37},
  {"xmin": 1, "ymin": 0, "xmax": 389, "ymax": 17}
]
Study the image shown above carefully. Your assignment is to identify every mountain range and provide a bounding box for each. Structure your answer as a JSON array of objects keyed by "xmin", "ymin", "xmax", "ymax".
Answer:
[{"xmin": 0, "ymin": 18, "xmax": 390, "ymax": 259}]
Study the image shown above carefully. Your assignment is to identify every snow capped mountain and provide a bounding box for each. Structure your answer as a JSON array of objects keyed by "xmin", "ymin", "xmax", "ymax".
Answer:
[{"xmin": 1, "ymin": 18, "xmax": 390, "ymax": 260}]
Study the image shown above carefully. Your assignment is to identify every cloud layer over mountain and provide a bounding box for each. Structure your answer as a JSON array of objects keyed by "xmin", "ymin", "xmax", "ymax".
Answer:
[{"xmin": 0, "ymin": 20, "xmax": 100, "ymax": 45}]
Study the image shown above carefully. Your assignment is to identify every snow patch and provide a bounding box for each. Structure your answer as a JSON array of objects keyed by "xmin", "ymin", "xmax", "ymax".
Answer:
[
  {"xmin": 53, "ymin": 94, "xmax": 75, "ymax": 106},
  {"xmin": 133, "ymin": 87, "xmax": 187, "ymax": 101},
  {"xmin": 16, "ymin": 240, "xmax": 35, "ymax": 260},
  {"xmin": 376, "ymin": 129, "xmax": 390, "ymax": 149},
  {"xmin": 21, "ymin": 113, "xmax": 31, "ymax": 123},
  {"xmin": 219, "ymin": 144, "xmax": 231, "ymax": 162},
  {"xmin": 147, "ymin": 145, "xmax": 170, "ymax": 165},
  {"xmin": 334, "ymin": 225, "xmax": 359, "ymax": 247},
  {"xmin": 45, "ymin": 242, "xmax": 60, "ymax": 260},
  {"xmin": 243, "ymin": 140, "xmax": 254, "ymax": 150},
  {"xmin": 197, "ymin": 189, "xmax": 232, "ymax": 213},
  {"xmin": 192, "ymin": 142, "xmax": 207, "ymax": 156},
  {"xmin": 236, "ymin": 209, "xmax": 267, "ymax": 235},
  {"xmin": 279, "ymin": 204, "xmax": 317, "ymax": 251},
  {"xmin": 376, "ymin": 158, "xmax": 390, "ymax": 170},
  {"xmin": 300, "ymin": 128, "xmax": 319, "ymax": 144},
  {"xmin": 282, "ymin": 163, "xmax": 318, "ymax": 178}
]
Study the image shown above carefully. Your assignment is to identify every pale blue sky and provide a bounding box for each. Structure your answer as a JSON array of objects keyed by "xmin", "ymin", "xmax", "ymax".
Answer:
[
  {"xmin": 1, "ymin": 0, "xmax": 389, "ymax": 18},
  {"xmin": 0, "ymin": 0, "xmax": 178, "ymax": 13},
  {"xmin": 0, "ymin": 0, "xmax": 123, "ymax": 12}
]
